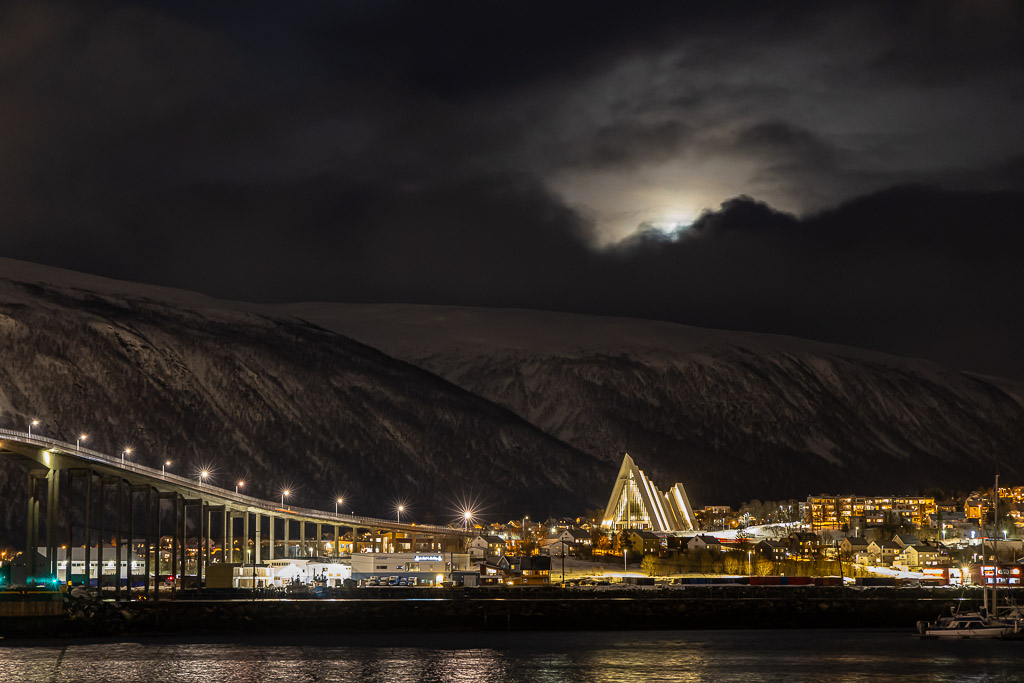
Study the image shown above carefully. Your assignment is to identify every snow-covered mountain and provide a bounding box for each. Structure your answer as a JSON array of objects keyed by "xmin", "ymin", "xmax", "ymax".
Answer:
[
  {"xmin": 0, "ymin": 259, "xmax": 610, "ymax": 540},
  {"xmin": 2, "ymin": 255, "xmax": 1022, "ymax": 544},
  {"xmin": 277, "ymin": 303, "xmax": 1024, "ymax": 505}
]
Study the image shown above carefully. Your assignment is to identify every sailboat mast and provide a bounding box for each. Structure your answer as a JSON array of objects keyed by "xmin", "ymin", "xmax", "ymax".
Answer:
[{"xmin": 993, "ymin": 474, "xmax": 999, "ymax": 614}]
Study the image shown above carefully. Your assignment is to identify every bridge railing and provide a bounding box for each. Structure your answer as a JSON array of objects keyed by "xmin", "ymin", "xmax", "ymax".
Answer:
[{"xmin": 0, "ymin": 428, "xmax": 467, "ymax": 536}]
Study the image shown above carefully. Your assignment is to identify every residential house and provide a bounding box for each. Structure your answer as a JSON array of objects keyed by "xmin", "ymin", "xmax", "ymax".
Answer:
[
  {"xmin": 756, "ymin": 540, "xmax": 787, "ymax": 562},
  {"xmin": 839, "ymin": 536, "xmax": 869, "ymax": 557},
  {"xmin": 557, "ymin": 528, "xmax": 592, "ymax": 547},
  {"xmin": 865, "ymin": 540, "xmax": 901, "ymax": 566},
  {"xmin": 497, "ymin": 555, "xmax": 551, "ymax": 585},
  {"xmin": 628, "ymin": 530, "xmax": 662, "ymax": 556},
  {"xmin": 787, "ymin": 532, "xmax": 820, "ymax": 560},
  {"xmin": 964, "ymin": 496, "xmax": 989, "ymax": 523},
  {"xmin": 541, "ymin": 539, "xmax": 573, "ymax": 558},
  {"xmin": 892, "ymin": 534, "xmax": 920, "ymax": 549},
  {"xmin": 900, "ymin": 544, "xmax": 945, "ymax": 570},
  {"xmin": 686, "ymin": 534, "xmax": 722, "ymax": 553},
  {"xmin": 469, "ymin": 534, "xmax": 507, "ymax": 560}
]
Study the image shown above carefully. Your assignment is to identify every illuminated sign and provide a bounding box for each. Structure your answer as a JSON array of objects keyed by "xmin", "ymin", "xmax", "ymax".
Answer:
[{"xmin": 414, "ymin": 554, "xmax": 443, "ymax": 562}]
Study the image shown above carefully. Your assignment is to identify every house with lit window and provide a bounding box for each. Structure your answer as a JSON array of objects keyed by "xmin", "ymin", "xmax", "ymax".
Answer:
[
  {"xmin": 787, "ymin": 532, "xmax": 820, "ymax": 559},
  {"xmin": 865, "ymin": 540, "xmax": 900, "ymax": 566},
  {"xmin": 898, "ymin": 544, "xmax": 946, "ymax": 571},
  {"xmin": 628, "ymin": 530, "xmax": 662, "ymax": 556},
  {"xmin": 839, "ymin": 536, "xmax": 869, "ymax": 557},
  {"xmin": 756, "ymin": 540, "xmax": 787, "ymax": 562},
  {"xmin": 469, "ymin": 535, "xmax": 507, "ymax": 560},
  {"xmin": 556, "ymin": 528, "xmax": 592, "ymax": 546},
  {"xmin": 686, "ymin": 535, "xmax": 722, "ymax": 553},
  {"xmin": 965, "ymin": 495, "xmax": 990, "ymax": 523},
  {"xmin": 497, "ymin": 555, "xmax": 551, "ymax": 585}
]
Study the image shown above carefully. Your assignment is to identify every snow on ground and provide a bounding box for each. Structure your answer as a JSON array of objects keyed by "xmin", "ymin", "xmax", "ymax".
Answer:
[{"xmin": 711, "ymin": 522, "xmax": 804, "ymax": 541}]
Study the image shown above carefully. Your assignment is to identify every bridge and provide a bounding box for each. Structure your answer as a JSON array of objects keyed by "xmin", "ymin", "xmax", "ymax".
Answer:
[{"xmin": 0, "ymin": 428, "xmax": 471, "ymax": 598}]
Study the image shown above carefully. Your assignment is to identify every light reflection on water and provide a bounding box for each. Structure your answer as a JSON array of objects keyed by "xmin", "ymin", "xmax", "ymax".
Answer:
[{"xmin": 3, "ymin": 630, "xmax": 1024, "ymax": 682}]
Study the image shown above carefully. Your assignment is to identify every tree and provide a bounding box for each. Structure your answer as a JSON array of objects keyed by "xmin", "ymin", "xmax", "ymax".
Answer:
[
  {"xmin": 699, "ymin": 550, "xmax": 714, "ymax": 574},
  {"xmin": 756, "ymin": 559, "xmax": 774, "ymax": 576},
  {"xmin": 641, "ymin": 554, "xmax": 659, "ymax": 577}
]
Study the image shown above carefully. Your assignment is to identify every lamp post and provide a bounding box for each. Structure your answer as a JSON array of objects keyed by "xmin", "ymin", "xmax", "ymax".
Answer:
[
  {"xmin": 336, "ymin": 498, "xmax": 343, "ymax": 515},
  {"xmin": 28, "ymin": 420, "xmax": 39, "ymax": 437},
  {"xmin": 282, "ymin": 490, "xmax": 290, "ymax": 507},
  {"xmin": 162, "ymin": 460, "xmax": 171, "ymax": 476},
  {"xmin": 623, "ymin": 547, "xmax": 628, "ymax": 575},
  {"xmin": 748, "ymin": 550, "xmax": 753, "ymax": 576},
  {"xmin": 199, "ymin": 470, "xmax": 209, "ymax": 484},
  {"xmin": 464, "ymin": 511, "xmax": 472, "ymax": 532},
  {"xmin": 236, "ymin": 481, "xmax": 244, "ymax": 494},
  {"xmin": 122, "ymin": 447, "xmax": 132, "ymax": 465},
  {"xmin": 76, "ymin": 434, "xmax": 87, "ymax": 451},
  {"xmin": 397, "ymin": 505, "xmax": 404, "ymax": 523}
]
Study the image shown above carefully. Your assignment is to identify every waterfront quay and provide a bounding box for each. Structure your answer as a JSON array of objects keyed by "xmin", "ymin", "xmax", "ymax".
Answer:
[{"xmin": 0, "ymin": 584, "xmax": 989, "ymax": 638}]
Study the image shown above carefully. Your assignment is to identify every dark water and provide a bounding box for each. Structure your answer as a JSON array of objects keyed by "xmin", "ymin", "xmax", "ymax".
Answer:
[{"xmin": 2, "ymin": 629, "xmax": 1023, "ymax": 682}]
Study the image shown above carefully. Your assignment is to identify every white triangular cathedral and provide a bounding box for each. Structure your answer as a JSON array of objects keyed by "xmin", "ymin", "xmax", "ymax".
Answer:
[{"xmin": 601, "ymin": 453, "xmax": 696, "ymax": 532}]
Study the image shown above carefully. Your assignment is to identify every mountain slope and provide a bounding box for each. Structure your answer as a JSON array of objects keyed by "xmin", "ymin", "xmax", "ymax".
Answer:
[
  {"xmin": 0, "ymin": 260, "xmax": 612, "ymax": 541},
  {"xmin": 277, "ymin": 303, "xmax": 1024, "ymax": 506}
]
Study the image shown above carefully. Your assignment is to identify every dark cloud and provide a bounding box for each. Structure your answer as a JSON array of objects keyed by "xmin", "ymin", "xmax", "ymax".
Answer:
[
  {"xmin": 1, "ymin": 1, "xmax": 1024, "ymax": 379},
  {"xmin": 566, "ymin": 120, "xmax": 694, "ymax": 170}
]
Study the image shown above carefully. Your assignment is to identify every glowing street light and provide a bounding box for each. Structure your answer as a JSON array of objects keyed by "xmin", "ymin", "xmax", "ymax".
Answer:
[
  {"xmin": 28, "ymin": 420, "xmax": 39, "ymax": 437},
  {"xmin": 199, "ymin": 470, "xmax": 209, "ymax": 484},
  {"xmin": 397, "ymin": 505, "xmax": 405, "ymax": 523},
  {"xmin": 463, "ymin": 510, "xmax": 472, "ymax": 531},
  {"xmin": 76, "ymin": 434, "xmax": 87, "ymax": 451},
  {"xmin": 236, "ymin": 480, "xmax": 245, "ymax": 494},
  {"xmin": 162, "ymin": 460, "xmax": 171, "ymax": 476},
  {"xmin": 121, "ymin": 447, "xmax": 132, "ymax": 465},
  {"xmin": 336, "ymin": 497, "xmax": 344, "ymax": 514},
  {"xmin": 282, "ymin": 490, "xmax": 290, "ymax": 507}
]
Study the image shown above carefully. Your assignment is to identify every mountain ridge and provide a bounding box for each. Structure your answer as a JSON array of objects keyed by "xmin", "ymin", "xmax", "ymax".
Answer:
[
  {"xmin": 273, "ymin": 302, "xmax": 1024, "ymax": 504},
  {"xmin": 0, "ymin": 260, "xmax": 612, "ymax": 541}
]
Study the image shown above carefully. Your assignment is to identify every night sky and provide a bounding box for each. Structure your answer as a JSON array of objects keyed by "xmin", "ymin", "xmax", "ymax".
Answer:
[{"xmin": 3, "ymin": 2, "xmax": 1024, "ymax": 378}]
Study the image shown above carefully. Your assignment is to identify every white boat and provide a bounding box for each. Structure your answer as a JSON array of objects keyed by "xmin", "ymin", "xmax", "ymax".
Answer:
[{"xmin": 917, "ymin": 610, "xmax": 1023, "ymax": 639}]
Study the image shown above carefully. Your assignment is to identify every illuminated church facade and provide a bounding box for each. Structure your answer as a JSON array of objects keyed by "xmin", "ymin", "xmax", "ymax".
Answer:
[{"xmin": 601, "ymin": 453, "xmax": 696, "ymax": 532}]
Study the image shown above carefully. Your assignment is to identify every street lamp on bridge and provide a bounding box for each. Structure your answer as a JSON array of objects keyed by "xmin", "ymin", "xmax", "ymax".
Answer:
[
  {"xmin": 397, "ymin": 505, "xmax": 405, "ymax": 523},
  {"xmin": 162, "ymin": 460, "xmax": 171, "ymax": 476},
  {"xmin": 463, "ymin": 510, "xmax": 473, "ymax": 531},
  {"xmin": 199, "ymin": 470, "xmax": 209, "ymax": 484},
  {"xmin": 28, "ymin": 420, "xmax": 39, "ymax": 437},
  {"xmin": 76, "ymin": 434, "xmax": 87, "ymax": 451},
  {"xmin": 121, "ymin": 447, "xmax": 132, "ymax": 464},
  {"xmin": 282, "ymin": 490, "xmax": 290, "ymax": 507},
  {"xmin": 236, "ymin": 480, "xmax": 244, "ymax": 494},
  {"xmin": 336, "ymin": 497, "xmax": 343, "ymax": 514}
]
